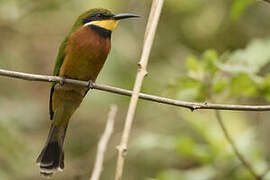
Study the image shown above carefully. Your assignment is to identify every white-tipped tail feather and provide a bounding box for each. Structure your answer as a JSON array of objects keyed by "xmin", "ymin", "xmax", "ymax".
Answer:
[{"xmin": 36, "ymin": 124, "xmax": 67, "ymax": 178}]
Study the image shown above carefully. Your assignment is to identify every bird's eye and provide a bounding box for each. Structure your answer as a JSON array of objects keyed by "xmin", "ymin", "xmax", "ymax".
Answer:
[{"xmin": 96, "ymin": 13, "xmax": 102, "ymax": 18}]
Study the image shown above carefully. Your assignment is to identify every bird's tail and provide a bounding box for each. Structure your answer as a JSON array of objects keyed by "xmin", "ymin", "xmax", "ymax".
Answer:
[
  {"xmin": 36, "ymin": 123, "xmax": 67, "ymax": 177},
  {"xmin": 37, "ymin": 89, "xmax": 84, "ymax": 177}
]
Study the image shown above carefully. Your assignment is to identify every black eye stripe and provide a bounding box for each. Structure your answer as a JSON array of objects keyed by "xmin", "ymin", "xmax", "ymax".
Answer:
[
  {"xmin": 95, "ymin": 13, "xmax": 103, "ymax": 17},
  {"xmin": 83, "ymin": 13, "xmax": 113, "ymax": 24},
  {"xmin": 93, "ymin": 13, "xmax": 113, "ymax": 18},
  {"xmin": 82, "ymin": 17, "xmax": 92, "ymax": 24}
]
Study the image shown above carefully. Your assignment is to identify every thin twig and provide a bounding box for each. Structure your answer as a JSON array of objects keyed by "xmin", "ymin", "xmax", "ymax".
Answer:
[
  {"xmin": 90, "ymin": 105, "xmax": 118, "ymax": 180},
  {"xmin": 215, "ymin": 111, "xmax": 262, "ymax": 180},
  {"xmin": 114, "ymin": 1, "xmax": 164, "ymax": 180},
  {"xmin": 1, "ymin": 69, "xmax": 270, "ymax": 112}
]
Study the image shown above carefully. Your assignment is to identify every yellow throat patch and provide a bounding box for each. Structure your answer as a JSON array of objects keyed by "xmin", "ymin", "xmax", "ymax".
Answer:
[{"xmin": 86, "ymin": 20, "xmax": 119, "ymax": 31}]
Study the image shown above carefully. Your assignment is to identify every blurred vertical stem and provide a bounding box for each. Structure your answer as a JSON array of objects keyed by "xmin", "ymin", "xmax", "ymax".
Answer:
[
  {"xmin": 114, "ymin": 0, "xmax": 164, "ymax": 180},
  {"xmin": 215, "ymin": 110, "xmax": 262, "ymax": 180},
  {"xmin": 90, "ymin": 105, "xmax": 118, "ymax": 180}
]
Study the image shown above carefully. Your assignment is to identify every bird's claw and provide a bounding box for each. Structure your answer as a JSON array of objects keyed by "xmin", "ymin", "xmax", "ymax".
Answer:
[
  {"xmin": 59, "ymin": 77, "xmax": 66, "ymax": 86},
  {"xmin": 88, "ymin": 80, "xmax": 94, "ymax": 90}
]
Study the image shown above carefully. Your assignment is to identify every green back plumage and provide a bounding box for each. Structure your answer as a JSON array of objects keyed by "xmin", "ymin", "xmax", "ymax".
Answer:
[
  {"xmin": 49, "ymin": 8, "xmax": 113, "ymax": 120},
  {"xmin": 49, "ymin": 37, "xmax": 68, "ymax": 119}
]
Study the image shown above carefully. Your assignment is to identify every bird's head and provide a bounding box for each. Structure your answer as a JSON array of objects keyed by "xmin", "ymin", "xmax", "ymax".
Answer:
[{"xmin": 71, "ymin": 8, "xmax": 139, "ymax": 33}]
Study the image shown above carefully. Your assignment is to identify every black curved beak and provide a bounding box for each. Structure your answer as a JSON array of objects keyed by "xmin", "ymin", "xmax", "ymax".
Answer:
[{"xmin": 113, "ymin": 13, "xmax": 140, "ymax": 20}]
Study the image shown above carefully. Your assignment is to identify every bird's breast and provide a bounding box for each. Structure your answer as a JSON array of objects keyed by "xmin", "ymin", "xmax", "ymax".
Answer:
[{"xmin": 59, "ymin": 26, "xmax": 111, "ymax": 81}]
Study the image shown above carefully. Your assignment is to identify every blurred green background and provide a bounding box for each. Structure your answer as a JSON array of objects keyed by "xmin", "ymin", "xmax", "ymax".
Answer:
[{"xmin": 0, "ymin": 0, "xmax": 270, "ymax": 179}]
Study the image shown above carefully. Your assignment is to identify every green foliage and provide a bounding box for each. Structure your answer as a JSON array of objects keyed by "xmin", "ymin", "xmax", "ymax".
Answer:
[
  {"xmin": 217, "ymin": 38, "xmax": 270, "ymax": 74},
  {"xmin": 212, "ymin": 79, "xmax": 228, "ymax": 94},
  {"xmin": 132, "ymin": 113, "xmax": 266, "ymax": 180},
  {"xmin": 168, "ymin": 38, "xmax": 270, "ymax": 102},
  {"xmin": 230, "ymin": 0, "xmax": 256, "ymax": 21},
  {"xmin": 163, "ymin": 37, "xmax": 270, "ymax": 180},
  {"xmin": 203, "ymin": 50, "xmax": 219, "ymax": 76},
  {"xmin": 230, "ymin": 73, "xmax": 258, "ymax": 97},
  {"xmin": 175, "ymin": 136, "xmax": 214, "ymax": 164},
  {"xmin": 186, "ymin": 56, "xmax": 200, "ymax": 72},
  {"xmin": 260, "ymin": 74, "xmax": 270, "ymax": 101}
]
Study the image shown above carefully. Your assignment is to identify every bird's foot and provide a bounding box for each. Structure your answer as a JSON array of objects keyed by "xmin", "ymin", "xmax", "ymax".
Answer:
[
  {"xmin": 88, "ymin": 80, "xmax": 94, "ymax": 90},
  {"xmin": 59, "ymin": 77, "xmax": 66, "ymax": 86}
]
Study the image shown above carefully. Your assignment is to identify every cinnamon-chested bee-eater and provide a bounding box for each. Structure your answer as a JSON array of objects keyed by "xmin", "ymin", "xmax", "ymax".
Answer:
[{"xmin": 36, "ymin": 8, "xmax": 139, "ymax": 177}]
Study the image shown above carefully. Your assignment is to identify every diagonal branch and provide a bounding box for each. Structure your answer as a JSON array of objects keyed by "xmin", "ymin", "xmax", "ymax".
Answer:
[
  {"xmin": 90, "ymin": 105, "xmax": 118, "ymax": 180},
  {"xmin": 114, "ymin": 1, "xmax": 164, "ymax": 180},
  {"xmin": 215, "ymin": 111, "xmax": 262, "ymax": 180},
  {"xmin": 1, "ymin": 68, "xmax": 270, "ymax": 112}
]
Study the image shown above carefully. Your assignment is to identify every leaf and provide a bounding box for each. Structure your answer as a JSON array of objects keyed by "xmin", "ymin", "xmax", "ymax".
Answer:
[
  {"xmin": 230, "ymin": 0, "xmax": 255, "ymax": 21},
  {"xmin": 230, "ymin": 73, "xmax": 258, "ymax": 97},
  {"xmin": 217, "ymin": 38, "xmax": 270, "ymax": 74},
  {"xmin": 174, "ymin": 77, "xmax": 206, "ymax": 101},
  {"xmin": 175, "ymin": 136, "xmax": 213, "ymax": 164},
  {"xmin": 175, "ymin": 136, "xmax": 196, "ymax": 156},
  {"xmin": 259, "ymin": 74, "xmax": 270, "ymax": 101},
  {"xmin": 186, "ymin": 55, "xmax": 201, "ymax": 72},
  {"xmin": 212, "ymin": 79, "xmax": 228, "ymax": 94},
  {"xmin": 202, "ymin": 50, "xmax": 219, "ymax": 75}
]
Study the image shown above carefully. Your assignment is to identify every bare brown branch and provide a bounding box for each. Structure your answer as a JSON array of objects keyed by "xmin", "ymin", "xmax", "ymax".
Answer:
[{"xmin": 1, "ymin": 68, "xmax": 270, "ymax": 112}]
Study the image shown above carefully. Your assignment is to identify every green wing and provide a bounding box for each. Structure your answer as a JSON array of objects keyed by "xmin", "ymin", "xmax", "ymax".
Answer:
[{"xmin": 49, "ymin": 36, "xmax": 68, "ymax": 120}]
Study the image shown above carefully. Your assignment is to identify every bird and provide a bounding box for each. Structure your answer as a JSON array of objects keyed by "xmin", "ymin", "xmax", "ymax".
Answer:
[{"xmin": 36, "ymin": 8, "xmax": 139, "ymax": 177}]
